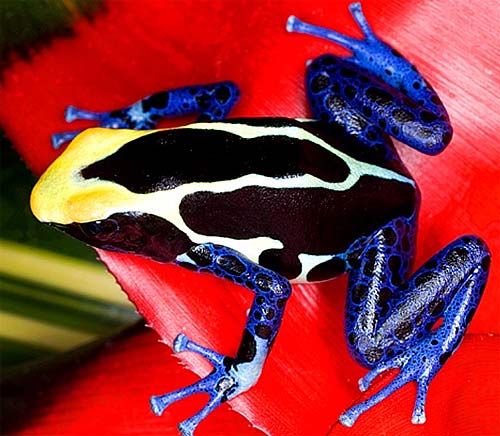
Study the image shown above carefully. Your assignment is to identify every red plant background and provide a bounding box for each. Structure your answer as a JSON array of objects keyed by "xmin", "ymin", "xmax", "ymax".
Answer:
[{"xmin": 1, "ymin": 0, "xmax": 499, "ymax": 435}]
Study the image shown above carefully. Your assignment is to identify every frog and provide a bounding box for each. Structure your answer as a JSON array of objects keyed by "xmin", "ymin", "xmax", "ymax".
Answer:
[{"xmin": 30, "ymin": 3, "xmax": 490, "ymax": 435}]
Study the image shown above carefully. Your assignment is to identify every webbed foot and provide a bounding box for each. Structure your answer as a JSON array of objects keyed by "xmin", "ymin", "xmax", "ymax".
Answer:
[
  {"xmin": 150, "ymin": 333, "xmax": 255, "ymax": 436},
  {"xmin": 339, "ymin": 330, "xmax": 460, "ymax": 426}
]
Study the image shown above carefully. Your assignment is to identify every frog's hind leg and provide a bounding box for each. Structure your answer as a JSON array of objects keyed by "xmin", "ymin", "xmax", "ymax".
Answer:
[
  {"xmin": 150, "ymin": 243, "xmax": 291, "ymax": 436},
  {"xmin": 51, "ymin": 81, "xmax": 240, "ymax": 149},
  {"xmin": 342, "ymin": 220, "xmax": 490, "ymax": 426},
  {"xmin": 288, "ymin": 2, "xmax": 452, "ymax": 155}
]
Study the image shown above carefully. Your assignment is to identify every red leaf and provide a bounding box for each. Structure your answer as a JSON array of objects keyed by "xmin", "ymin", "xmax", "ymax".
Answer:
[
  {"xmin": 1, "ymin": 0, "xmax": 499, "ymax": 434},
  {"xmin": 10, "ymin": 328, "xmax": 500, "ymax": 436}
]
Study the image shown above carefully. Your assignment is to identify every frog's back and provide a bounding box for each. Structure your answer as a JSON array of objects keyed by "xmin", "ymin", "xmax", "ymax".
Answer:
[{"xmin": 79, "ymin": 118, "xmax": 417, "ymax": 280}]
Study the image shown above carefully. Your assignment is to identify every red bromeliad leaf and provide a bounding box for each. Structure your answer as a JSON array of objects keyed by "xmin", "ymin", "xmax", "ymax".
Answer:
[
  {"xmin": 10, "ymin": 327, "xmax": 500, "ymax": 436},
  {"xmin": 1, "ymin": 0, "xmax": 499, "ymax": 435}
]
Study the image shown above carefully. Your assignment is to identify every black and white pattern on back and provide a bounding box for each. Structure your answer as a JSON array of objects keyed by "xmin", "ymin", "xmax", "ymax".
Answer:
[{"xmin": 81, "ymin": 118, "xmax": 417, "ymax": 282}]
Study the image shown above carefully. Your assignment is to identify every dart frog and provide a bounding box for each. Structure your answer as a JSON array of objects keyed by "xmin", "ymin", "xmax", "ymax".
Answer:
[{"xmin": 31, "ymin": 3, "xmax": 490, "ymax": 435}]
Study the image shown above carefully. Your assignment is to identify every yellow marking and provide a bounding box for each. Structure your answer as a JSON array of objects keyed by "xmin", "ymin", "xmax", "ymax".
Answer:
[
  {"xmin": 31, "ymin": 127, "xmax": 154, "ymax": 224},
  {"xmin": 0, "ymin": 240, "xmax": 131, "ymax": 307},
  {"xmin": 0, "ymin": 310, "xmax": 97, "ymax": 351}
]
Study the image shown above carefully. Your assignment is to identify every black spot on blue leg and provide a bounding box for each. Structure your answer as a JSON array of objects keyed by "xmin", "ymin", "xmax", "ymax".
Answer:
[
  {"xmin": 351, "ymin": 284, "xmax": 368, "ymax": 304},
  {"xmin": 276, "ymin": 298, "xmax": 287, "ymax": 309},
  {"xmin": 394, "ymin": 320, "xmax": 413, "ymax": 341},
  {"xmin": 438, "ymin": 351, "xmax": 452, "ymax": 365},
  {"xmin": 481, "ymin": 255, "xmax": 491, "ymax": 270},
  {"xmin": 195, "ymin": 93, "xmax": 212, "ymax": 110},
  {"xmin": 344, "ymin": 85, "xmax": 357, "ymax": 100},
  {"xmin": 378, "ymin": 288, "xmax": 392, "ymax": 305},
  {"xmin": 235, "ymin": 329, "xmax": 257, "ymax": 363},
  {"xmin": 392, "ymin": 108, "xmax": 415, "ymax": 123},
  {"xmin": 365, "ymin": 347, "xmax": 384, "ymax": 363},
  {"xmin": 325, "ymin": 94, "xmax": 346, "ymax": 111},
  {"xmin": 365, "ymin": 130, "xmax": 377, "ymax": 141},
  {"xmin": 340, "ymin": 67, "xmax": 357, "ymax": 78},
  {"xmin": 255, "ymin": 273, "xmax": 274, "ymax": 292},
  {"xmin": 445, "ymin": 246, "xmax": 469, "ymax": 266},
  {"xmin": 362, "ymin": 106, "xmax": 373, "ymax": 117},
  {"xmin": 264, "ymin": 307, "xmax": 276, "ymax": 321},
  {"xmin": 310, "ymin": 74, "xmax": 330, "ymax": 93},
  {"xmin": 382, "ymin": 227, "xmax": 397, "ymax": 245},
  {"xmin": 187, "ymin": 244, "xmax": 214, "ymax": 266},
  {"xmin": 365, "ymin": 87, "xmax": 394, "ymax": 106},
  {"xmin": 216, "ymin": 254, "xmax": 247, "ymax": 276},
  {"xmin": 428, "ymin": 298, "xmax": 445, "ymax": 317},
  {"xmin": 215, "ymin": 85, "xmax": 231, "ymax": 104},
  {"xmin": 420, "ymin": 110, "xmax": 438, "ymax": 123},
  {"xmin": 142, "ymin": 91, "xmax": 170, "ymax": 112},
  {"xmin": 255, "ymin": 324, "xmax": 273, "ymax": 340}
]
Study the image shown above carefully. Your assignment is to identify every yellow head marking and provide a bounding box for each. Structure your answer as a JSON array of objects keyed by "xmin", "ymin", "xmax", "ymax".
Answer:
[{"xmin": 31, "ymin": 127, "xmax": 156, "ymax": 224}]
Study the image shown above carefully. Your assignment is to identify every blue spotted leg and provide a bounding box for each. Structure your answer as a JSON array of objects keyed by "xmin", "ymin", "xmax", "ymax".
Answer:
[
  {"xmin": 341, "ymin": 218, "xmax": 490, "ymax": 425},
  {"xmin": 288, "ymin": 2, "xmax": 453, "ymax": 156},
  {"xmin": 51, "ymin": 81, "xmax": 240, "ymax": 149},
  {"xmin": 150, "ymin": 243, "xmax": 291, "ymax": 436}
]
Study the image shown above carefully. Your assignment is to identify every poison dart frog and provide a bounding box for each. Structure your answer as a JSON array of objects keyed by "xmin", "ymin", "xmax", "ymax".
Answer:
[{"xmin": 30, "ymin": 3, "xmax": 490, "ymax": 435}]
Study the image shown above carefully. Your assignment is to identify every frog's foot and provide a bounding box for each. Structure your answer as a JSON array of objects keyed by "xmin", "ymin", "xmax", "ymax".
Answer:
[
  {"xmin": 339, "ymin": 332, "xmax": 454, "ymax": 427},
  {"xmin": 150, "ymin": 333, "xmax": 250, "ymax": 436},
  {"xmin": 51, "ymin": 81, "xmax": 239, "ymax": 149}
]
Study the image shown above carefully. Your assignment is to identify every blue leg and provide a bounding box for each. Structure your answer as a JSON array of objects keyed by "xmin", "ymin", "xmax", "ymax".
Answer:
[
  {"xmin": 288, "ymin": 3, "xmax": 452, "ymax": 155},
  {"xmin": 341, "ymin": 220, "xmax": 490, "ymax": 426},
  {"xmin": 51, "ymin": 81, "xmax": 240, "ymax": 149},
  {"xmin": 149, "ymin": 244, "xmax": 291, "ymax": 436}
]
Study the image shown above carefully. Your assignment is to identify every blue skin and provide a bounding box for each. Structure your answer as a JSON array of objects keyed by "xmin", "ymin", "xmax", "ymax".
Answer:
[{"xmin": 52, "ymin": 3, "xmax": 490, "ymax": 434}]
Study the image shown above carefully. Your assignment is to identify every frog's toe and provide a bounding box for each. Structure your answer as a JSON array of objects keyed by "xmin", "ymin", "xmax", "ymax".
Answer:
[
  {"xmin": 172, "ymin": 333, "xmax": 226, "ymax": 365},
  {"xmin": 64, "ymin": 105, "xmax": 104, "ymax": 122},
  {"xmin": 358, "ymin": 358, "xmax": 398, "ymax": 392},
  {"xmin": 411, "ymin": 381, "xmax": 429, "ymax": 424},
  {"xmin": 51, "ymin": 130, "xmax": 84, "ymax": 149},
  {"xmin": 172, "ymin": 333, "xmax": 190, "ymax": 352}
]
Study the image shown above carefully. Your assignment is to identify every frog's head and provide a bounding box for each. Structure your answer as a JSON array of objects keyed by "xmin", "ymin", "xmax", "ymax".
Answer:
[{"xmin": 30, "ymin": 127, "xmax": 188, "ymax": 262}]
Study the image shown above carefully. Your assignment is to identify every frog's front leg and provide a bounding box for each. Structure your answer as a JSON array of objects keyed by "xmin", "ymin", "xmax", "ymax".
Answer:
[
  {"xmin": 51, "ymin": 81, "xmax": 239, "ymax": 149},
  {"xmin": 341, "ymin": 220, "xmax": 490, "ymax": 426},
  {"xmin": 150, "ymin": 243, "xmax": 291, "ymax": 436}
]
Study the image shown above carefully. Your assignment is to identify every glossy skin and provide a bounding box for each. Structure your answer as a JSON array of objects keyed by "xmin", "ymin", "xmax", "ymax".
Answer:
[{"xmin": 31, "ymin": 3, "xmax": 490, "ymax": 435}]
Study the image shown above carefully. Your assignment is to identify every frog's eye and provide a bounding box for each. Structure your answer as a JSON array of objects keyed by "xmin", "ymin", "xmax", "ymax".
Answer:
[{"xmin": 82, "ymin": 219, "xmax": 119, "ymax": 240}]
